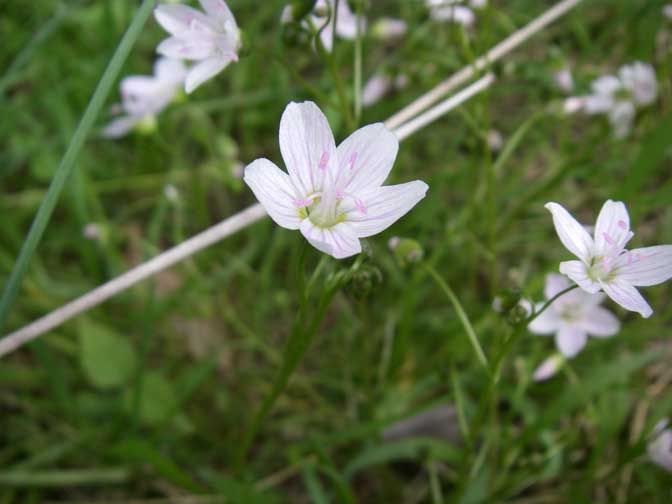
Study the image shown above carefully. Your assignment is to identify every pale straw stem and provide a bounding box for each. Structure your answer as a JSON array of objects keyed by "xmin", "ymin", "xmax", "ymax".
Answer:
[
  {"xmin": 385, "ymin": 0, "xmax": 584, "ymax": 130},
  {"xmin": 393, "ymin": 73, "xmax": 495, "ymax": 142}
]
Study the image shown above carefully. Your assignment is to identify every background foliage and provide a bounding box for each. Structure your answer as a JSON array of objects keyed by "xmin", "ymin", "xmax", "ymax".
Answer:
[{"xmin": 1, "ymin": 0, "xmax": 671, "ymax": 502}]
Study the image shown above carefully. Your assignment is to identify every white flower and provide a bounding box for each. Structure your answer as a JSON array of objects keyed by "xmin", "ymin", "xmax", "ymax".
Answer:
[
  {"xmin": 362, "ymin": 74, "xmax": 392, "ymax": 107},
  {"xmin": 648, "ymin": 419, "xmax": 672, "ymax": 473},
  {"xmin": 372, "ymin": 17, "xmax": 407, "ymax": 39},
  {"xmin": 154, "ymin": 0, "xmax": 241, "ymax": 93},
  {"xmin": 563, "ymin": 96, "xmax": 585, "ymax": 115},
  {"xmin": 426, "ymin": 0, "xmax": 485, "ymax": 26},
  {"xmin": 553, "ymin": 67, "xmax": 574, "ymax": 93},
  {"xmin": 619, "ymin": 62, "xmax": 658, "ymax": 106},
  {"xmin": 164, "ymin": 184, "xmax": 180, "ymax": 202},
  {"xmin": 243, "ymin": 101, "xmax": 429, "ymax": 259},
  {"xmin": 532, "ymin": 354, "xmax": 565, "ymax": 382},
  {"xmin": 103, "ymin": 58, "xmax": 186, "ymax": 139},
  {"xmin": 486, "ymin": 129, "xmax": 503, "ymax": 152},
  {"xmin": 305, "ymin": 0, "xmax": 365, "ymax": 52},
  {"xmin": 545, "ymin": 200, "xmax": 672, "ymax": 319},
  {"xmin": 579, "ymin": 62, "xmax": 657, "ymax": 137},
  {"xmin": 665, "ymin": 4, "xmax": 672, "ymax": 21},
  {"xmin": 528, "ymin": 274, "xmax": 620, "ymax": 357}
]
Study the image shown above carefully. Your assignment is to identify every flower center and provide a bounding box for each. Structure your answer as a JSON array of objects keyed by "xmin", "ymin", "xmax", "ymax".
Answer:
[
  {"xmin": 587, "ymin": 256, "xmax": 617, "ymax": 283},
  {"xmin": 558, "ymin": 303, "xmax": 582, "ymax": 323}
]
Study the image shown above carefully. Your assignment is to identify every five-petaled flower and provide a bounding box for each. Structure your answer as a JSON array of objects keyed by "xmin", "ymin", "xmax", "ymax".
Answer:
[
  {"xmin": 154, "ymin": 0, "xmax": 241, "ymax": 94},
  {"xmin": 545, "ymin": 199, "xmax": 672, "ymax": 318},
  {"xmin": 103, "ymin": 58, "xmax": 186, "ymax": 139},
  {"xmin": 243, "ymin": 101, "xmax": 429, "ymax": 259},
  {"xmin": 528, "ymin": 274, "xmax": 620, "ymax": 357}
]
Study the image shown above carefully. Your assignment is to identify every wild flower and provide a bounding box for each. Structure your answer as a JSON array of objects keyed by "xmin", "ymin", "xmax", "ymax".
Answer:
[
  {"xmin": 545, "ymin": 200, "xmax": 672, "ymax": 318},
  {"xmin": 244, "ymin": 101, "xmax": 428, "ymax": 259},
  {"xmin": 553, "ymin": 67, "xmax": 574, "ymax": 93},
  {"xmin": 528, "ymin": 274, "xmax": 620, "ymax": 357},
  {"xmin": 427, "ymin": 0, "xmax": 487, "ymax": 27},
  {"xmin": 282, "ymin": 0, "xmax": 365, "ymax": 52},
  {"xmin": 571, "ymin": 62, "xmax": 658, "ymax": 137},
  {"xmin": 532, "ymin": 353, "xmax": 565, "ymax": 381},
  {"xmin": 103, "ymin": 58, "xmax": 186, "ymax": 138},
  {"xmin": 154, "ymin": 0, "xmax": 241, "ymax": 93},
  {"xmin": 648, "ymin": 419, "xmax": 672, "ymax": 473}
]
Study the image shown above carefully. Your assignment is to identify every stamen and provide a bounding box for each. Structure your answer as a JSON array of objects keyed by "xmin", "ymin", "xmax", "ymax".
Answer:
[
  {"xmin": 318, "ymin": 151, "xmax": 330, "ymax": 171},
  {"xmin": 617, "ymin": 220, "xmax": 627, "ymax": 229},
  {"xmin": 603, "ymin": 232, "xmax": 614, "ymax": 245},
  {"xmin": 355, "ymin": 198, "xmax": 367, "ymax": 215},
  {"xmin": 293, "ymin": 198, "xmax": 314, "ymax": 208},
  {"xmin": 335, "ymin": 189, "xmax": 344, "ymax": 199}
]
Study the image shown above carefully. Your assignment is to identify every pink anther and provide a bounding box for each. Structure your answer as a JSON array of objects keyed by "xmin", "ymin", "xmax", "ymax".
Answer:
[
  {"xmin": 294, "ymin": 198, "xmax": 313, "ymax": 208},
  {"xmin": 602, "ymin": 232, "xmax": 614, "ymax": 245},
  {"xmin": 617, "ymin": 220, "xmax": 627, "ymax": 230},
  {"xmin": 355, "ymin": 198, "xmax": 367, "ymax": 215}
]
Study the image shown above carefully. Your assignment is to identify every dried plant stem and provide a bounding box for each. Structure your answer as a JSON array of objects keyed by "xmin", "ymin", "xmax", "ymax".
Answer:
[{"xmin": 385, "ymin": 0, "xmax": 584, "ymax": 130}]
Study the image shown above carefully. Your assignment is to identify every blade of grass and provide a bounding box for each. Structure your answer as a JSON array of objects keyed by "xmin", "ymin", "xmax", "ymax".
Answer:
[{"xmin": 0, "ymin": 0, "xmax": 158, "ymax": 332}]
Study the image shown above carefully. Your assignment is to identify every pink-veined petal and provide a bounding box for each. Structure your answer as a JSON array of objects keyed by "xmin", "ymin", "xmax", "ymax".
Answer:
[
  {"xmin": 243, "ymin": 158, "xmax": 300, "ymax": 230},
  {"xmin": 334, "ymin": 0, "xmax": 361, "ymax": 39},
  {"xmin": 185, "ymin": 56, "xmax": 232, "ymax": 93},
  {"xmin": 279, "ymin": 101, "xmax": 337, "ymax": 196},
  {"xmin": 600, "ymin": 279, "xmax": 653, "ymax": 318},
  {"xmin": 528, "ymin": 302, "xmax": 561, "ymax": 335},
  {"xmin": 577, "ymin": 305, "xmax": 620, "ymax": 338},
  {"xmin": 336, "ymin": 123, "xmax": 398, "ymax": 194},
  {"xmin": 157, "ymin": 36, "xmax": 214, "ymax": 61},
  {"xmin": 594, "ymin": 200, "xmax": 633, "ymax": 256},
  {"xmin": 556, "ymin": 325, "xmax": 588, "ymax": 358},
  {"xmin": 299, "ymin": 220, "xmax": 362, "ymax": 259},
  {"xmin": 559, "ymin": 260, "xmax": 601, "ymax": 293},
  {"xmin": 545, "ymin": 202, "xmax": 595, "ymax": 264},
  {"xmin": 199, "ymin": 0, "xmax": 237, "ymax": 29},
  {"xmin": 345, "ymin": 181, "xmax": 428, "ymax": 238},
  {"xmin": 615, "ymin": 245, "xmax": 672, "ymax": 287},
  {"xmin": 154, "ymin": 4, "xmax": 212, "ymax": 36}
]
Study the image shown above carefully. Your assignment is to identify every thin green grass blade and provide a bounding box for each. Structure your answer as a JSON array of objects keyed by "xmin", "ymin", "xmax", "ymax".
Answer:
[{"xmin": 0, "ymin": 0, "xmax": 157, "ymax": 332}]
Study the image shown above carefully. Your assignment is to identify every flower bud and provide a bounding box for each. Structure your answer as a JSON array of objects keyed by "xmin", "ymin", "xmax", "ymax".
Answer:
[{"xmin": 389, "ymin": 237, "xmax": 424, "ymax": 266}]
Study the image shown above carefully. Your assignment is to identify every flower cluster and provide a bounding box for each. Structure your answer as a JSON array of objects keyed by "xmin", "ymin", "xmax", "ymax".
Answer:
[{"xmin": 565, "ymin": 62, "xmax": 658, "ymax": 138}]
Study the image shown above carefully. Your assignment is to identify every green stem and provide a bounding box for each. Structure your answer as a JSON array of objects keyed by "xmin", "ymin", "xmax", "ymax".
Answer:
[
  {"xmin": 524, "ymin": 285, "xmax": 578, "ymax": 326},
  {"xmin": 0, "ymin": 468, "xmax": 130, "ymax": 487},
  {"xmin": 425, "ymin": 264, "xmax": 489, "ymax": 371},
  {"xmin": 236, "ymin": 252, "xmax": 338, "ymax": 471},
  {"xmin": 0, "ymin": 0, "xmax": 157, "ymax": 333}
]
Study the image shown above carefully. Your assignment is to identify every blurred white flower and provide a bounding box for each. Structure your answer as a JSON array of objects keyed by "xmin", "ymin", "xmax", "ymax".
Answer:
[
  {"xmin": 164, "ymin": 184, "xmax": 180, "ymax": 202},
  {"xmin": 372, "ymin": 17, "xmax": 407, "ymax": 40},
  {"xmin": 648, "ymin": 419, "xmax": 672, "ymax": 472},
  {"xmin": 244, "ymin": 101, "xmax": 428, "ymax": 259},
  {"xmin": 528, "ymin": 274, "xmax": 620, "ymax": 357},
  {"xmin": 284, "ymin": 0, "xmax": 365, "ymax": 52},
  {"xmin": 427, "ymin": 0, "xmax": 485, "ymax": 26},
  {"xmin": 487, "ymin": 129, "xmax": 504, "ymax": 152},
  {"xmin": 571, "ymin": 62, "xmax": 657, "ymax": 137},
  {"xmin": 532, "ymin": 353, "xmax": 565, "ymax": 381},
  {"xmin": 563, "ymin": 96, "xmax": 585, "ymax": 115},
  {"xmin": 664, "ymin": 4, "xmax": 672, "ymax": 21},
  {"xmin": 83, "ymin": 223, "xmax": 103, "ymax": 241},
  {"xmin": 103, "ymin": 58, "xmax": 186, "ymax": 139},
  {"xmin": 553, "ymin": 67, "xmax": 574, "ymax": 93},
  {"xmin": 545, "ymin": 199, "xmax": 672, "ymax": 318},
  {"xmin": 154, "ymin": 0, "xmax": 241, "ymax": 93},
  {"xmin": 362, "ymin": 74, "xmax": 392, "ymax": 107}
]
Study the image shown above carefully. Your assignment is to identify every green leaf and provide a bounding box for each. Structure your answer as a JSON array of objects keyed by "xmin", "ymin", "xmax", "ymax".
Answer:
[
  {"xmin": 78, "ymin": 320, "xmax": 137, "ymax": 389},
  {"xmin": 125, "ymin": 371, "xmax": 177, "ymax": 426}
]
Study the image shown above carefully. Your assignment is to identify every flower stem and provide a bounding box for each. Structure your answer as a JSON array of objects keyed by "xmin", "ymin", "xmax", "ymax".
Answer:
[
  {"xmin": 424, "ymin": 264, "xmax": 489, "ymax": 371},
  {"xmin": 525, "ymin": 284, "xmax": 578, "ymax": 326},
  {"xmin": 236, "ymin": 249, "xmax": 338, "ymax": 472},
  {"xmin": 0, "ymin": 0, "xmax": 157, "ymax": 332}
]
